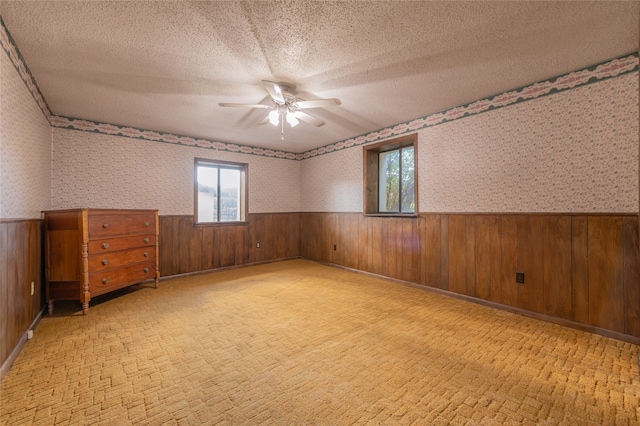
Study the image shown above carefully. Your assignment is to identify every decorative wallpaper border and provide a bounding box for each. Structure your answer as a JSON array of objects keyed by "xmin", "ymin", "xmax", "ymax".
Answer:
[
  {"xmin": 301, "ymin": 53, "xmax": 639, "ymax": 159},
  {"xmin": 1, "ymin": 17, "xmax": 637, "ymax": 161}
]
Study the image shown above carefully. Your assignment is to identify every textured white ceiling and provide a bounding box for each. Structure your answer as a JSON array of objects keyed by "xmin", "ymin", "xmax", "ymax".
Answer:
[{"xmin": 1, "ymin": 1, "xmax": 638, "ymax": 153}]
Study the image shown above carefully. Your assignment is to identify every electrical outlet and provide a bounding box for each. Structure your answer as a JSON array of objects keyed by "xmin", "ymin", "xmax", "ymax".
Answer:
[
  {"xmin": 333, "ymin": 244, "xmax": 337, "ymax": 251},
  {"xmin": 256, "ymin": 242, "xmax": 260, "ymax": 248},
  {"xmin": 30, "ymin": 281, "xmax": 34, "ymax": 296},
  {"xmin": 516, "ymin": 272, "xmax": 525, "ymax": 284}
]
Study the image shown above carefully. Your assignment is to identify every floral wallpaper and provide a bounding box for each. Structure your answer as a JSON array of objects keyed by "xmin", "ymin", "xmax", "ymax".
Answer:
[
  {"xmin": 0, "ymin": 48, "xmax": 51, "ymax": 219},
  {"xmin": 301, "ymin": 73, "xmax": 639, "ymax": 213},
  {"xmin": 418, "ymin": 73, "xmax": 638, "ymax": 213},
  {"xmin": 51, "ymin": 128, "xmax": 301, "ymax": 215}
]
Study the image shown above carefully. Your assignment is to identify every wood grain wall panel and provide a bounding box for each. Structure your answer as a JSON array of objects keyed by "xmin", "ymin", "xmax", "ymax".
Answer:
[
  {"xmin": 588, "ymin": 216, "xmax": 625, "ymax": 333},
  {"xmin": 370, "ymin": 217, "xmax": 384, "ymax": 276},
  {"xmin": 402, "ymin": 219, "xmax": 421, "ymax": 284},
  {"xmin": 177, "ymin": 217, "xmax": 192, "ymax": 275},
  {"xmin": 448, "ymin": 215, "xmax": 467, "ymax": 295},
  {"xmin": 158, "ymin": 213, "xmax": 300, "ymax": 277},
  {"xmin": 0, "ymin": 222, "xmax": 8, "ymax": 367},
  {"xmin": 421, "ymin": 215, "xmax": 441, "ymax": 288},
  {"xmin": 383, "ymin": 217, "xmax": 394, "ymax": 278},
  {"xmin": 351, "ymin": 214, "xmax": 363, "ymax": 270},
  {"xmin": 287, "ymin": 213, "xmax": 301, "ymax": 260},
  {"xmin": 6, "ymin": 222, "xmax": 27, "ymax": 366},
  {"xmin": 200, "ymin": 226, "xmax": 216, "ymax": 271},
  {"xmin": 474, "ymin": 216, "xmax": 492, "ymax": 301},
  {"xmin": 357, "ymin": 214, "xmax": 368, "ymax": 271},
  {"xmin": 501, "ymin": 216, "xmax": 518, "ymax": 308},
  {"xmin": 221, "ymin": 226, "xmax": 239, "ymax": 268},
  {"xmin": 158, "ymin": 216, "xmax": 174, "ymax": 276},
  {"xmin": 1, "ymin": 219, "xmax": 46, "ymax": 372},
  {"xmin": 28, "ymin": 221, "xmax": 43, "ymax": 323},
  {"xmin": 623, "ymin": 217, "xmax": 640, "ymax": 337},
  {"xmin": 571, "ymin": 216, "xmax": 589, "ymax": 324},
  {"xmin": 189, "ymin": 225, "xmax": 203, "ymax": 273},
  {"xmin": 440, "ymin": 215, "xmax": 449, "ymax": 291},
  {"xmin": 474, "ymin": 216, "xmax": 501, "ymax": 303},
  {"xmin": 543, "ymin": 216, "xmax": 572, "ymax": 320},
  {"xmin": 465, "ymin": 217, "xmax": 476, "ymax": 297},
  {"xmin": 517, "ymin": 216, "xmax": 545, "ymax": 314}
]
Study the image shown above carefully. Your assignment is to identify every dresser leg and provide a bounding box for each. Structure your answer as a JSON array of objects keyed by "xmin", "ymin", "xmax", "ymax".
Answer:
[
  {"xmin": 48, "ymin": 300, "xmax": 53, "ymax": 316},
  {"xmin": 82, "ymin": 302, "xmax": 89, "ymax": 315}
]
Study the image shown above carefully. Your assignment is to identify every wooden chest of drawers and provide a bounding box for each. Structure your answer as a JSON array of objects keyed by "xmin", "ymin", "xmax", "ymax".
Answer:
[{"xmin": 43, "ymin": 208, "xmax": 159, "ymax": 315}]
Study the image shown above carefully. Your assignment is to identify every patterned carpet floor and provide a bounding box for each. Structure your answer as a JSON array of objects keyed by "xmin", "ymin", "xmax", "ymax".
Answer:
[{"xmin": 1, "ymin": 259, "xmax": 639, "ymax": 425}]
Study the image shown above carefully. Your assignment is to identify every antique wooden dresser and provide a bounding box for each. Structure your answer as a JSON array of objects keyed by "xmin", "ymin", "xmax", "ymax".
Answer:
[{"xmin": 43, "ymin": 208, "xmax": 159, "ymax": 315}]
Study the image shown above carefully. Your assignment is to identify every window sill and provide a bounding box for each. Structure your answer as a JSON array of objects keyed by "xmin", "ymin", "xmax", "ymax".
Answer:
[
  {"xmin": 363, "ymin": 213, "xmax": 418, "ymax": 219},
  {"xmin": 194, "ymin": 221, "xmax": 249, "ymax": 227}
]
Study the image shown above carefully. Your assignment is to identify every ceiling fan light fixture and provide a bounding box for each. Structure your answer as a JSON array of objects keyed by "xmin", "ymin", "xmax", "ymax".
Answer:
[
  {"xmin": 268, "ymin": 110, "xmax": 280, "ymax": 126},
  {"xmin": 286, "ymin": 110, "xmax": 299, "ymax": 127}
]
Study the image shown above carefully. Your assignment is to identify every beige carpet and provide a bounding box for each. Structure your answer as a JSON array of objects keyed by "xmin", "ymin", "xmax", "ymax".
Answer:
[{"xmin": 1, "ymin": 259, "xmax": 638, "ymax": 425}]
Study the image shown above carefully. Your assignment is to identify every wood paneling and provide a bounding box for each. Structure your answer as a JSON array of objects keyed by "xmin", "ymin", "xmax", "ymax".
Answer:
[
  {"xmin": 571, "ymin": 216, "xmax": 589, "ymax": 324},
  {"xmin": 421, "ymin": 215, "xmax": 441, "ymax": 288},
  {"xmin": 299, "ymin": 212, "xmax": 640, "ymax": 341},
  {"xmin": 588, "ymin": 216, "xmax": 625, "ymax": 333},
  {"xmin": 500, "ymin": 216, "xmax": 518, "ymax": 308},
  {"xmin": 543, "ymin": 216, "xmax": 572, "ymax": 319},
  {"xmin": 0, "ymin": 222, "xmax": 8, "ymax": 368},
  {"xmin": 623, "ymin": 217, "xmax": 640, "ymax": 337},
  {"xmin": 517, "ymin": 216, "xmax": 544, "ymax": 314},
  {"xmin": 158, "ymin": 213, "xmax": 300, "ymax": 277},
  {"xmin": 1, "ymin": 219, "xmax": 44, "ymax": 374}
]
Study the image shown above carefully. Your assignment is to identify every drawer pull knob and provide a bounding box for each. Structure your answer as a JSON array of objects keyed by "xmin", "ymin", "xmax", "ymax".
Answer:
[
  {"xmin": 143, "ymin": 268, "xmax": 149, "ymax": 273},
  {"xmin": 144, "ymin": 221, "xmax": 150, "ymax": 227},
  {"xmin": 144, "ymin": 238, "xmax": 150, "ymax": 243},
  {"xmin": 103, "ymin": 223, "xmax": 109, "ymax": 229},
  {"xmin": 102, "ymin": 243, "xmax": 109, "ymax": 249},
  {"xmin": 101, "ymin": 259, "xmax": 109, "ymax": 266},
  {"xmin": 102, "ymin": 278, "xmax": 109, "ymax": 285},
  {"xmin": 143, "ymin": 252, "xmax": 149, "ymax": 257}
]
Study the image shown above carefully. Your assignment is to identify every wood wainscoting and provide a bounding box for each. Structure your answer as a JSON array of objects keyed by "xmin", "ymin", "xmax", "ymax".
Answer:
[
  {"xmin": 158, "ymin": 213, "xmax": 301, "ymax": 277},
  {"xmin": 300, "ymin": 213, "xmax": 640, "ymax": 342},
  {"xmin": 0, "ymin": 219, "xmax": 45, "ymax": 379}
]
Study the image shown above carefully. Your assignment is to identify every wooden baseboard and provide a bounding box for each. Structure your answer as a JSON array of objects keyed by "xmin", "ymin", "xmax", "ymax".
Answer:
[
  {"xmin": 319, "ymin": 261, "xmax": 640, "ymax": 346},
  {"xmin": 1, "ymin": 307, "xmax": 46, "ymax": 382}
]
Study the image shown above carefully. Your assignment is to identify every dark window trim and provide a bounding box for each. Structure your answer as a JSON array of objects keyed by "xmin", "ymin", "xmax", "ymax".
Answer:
[
  {"xmin": 194, "ymin": 158, "xmax": 248, "ymax": 226},
  {"xmin": 363, "ymin": 134, "xmax": 418, "ymax": 217}
]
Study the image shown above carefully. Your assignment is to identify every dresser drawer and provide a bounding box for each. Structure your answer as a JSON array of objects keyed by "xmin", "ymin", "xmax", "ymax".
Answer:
[
  {"xmin": 88, "ymin": 213, "xmax": 155, "ymax": 238},
  {"xmin": 88, "ymin": 247, "xmax": 156, "ymax": 271},
  {"xmin": 89, "ymin": 260, "xmax": 156, "ymax": 294},
  {"xmin": 88, "ymin": 234, "xmax": 156, "ymax": 254}
]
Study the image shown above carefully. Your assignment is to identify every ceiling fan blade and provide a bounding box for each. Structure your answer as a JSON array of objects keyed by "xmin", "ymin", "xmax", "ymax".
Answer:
[
  {"xmin": 262, "ymin": 80, "xmax": 285, "ymax": 104},
  {"xmin": 294, "ymin": 98, "xmax": 341, "ymax": 109},
  {"xmin": 293, "ymin": 111, "xmax": 325, "ymax": 127},
  {"xmin": 218, "ymin": 103, "xmax": 272, "ymax": 109}
]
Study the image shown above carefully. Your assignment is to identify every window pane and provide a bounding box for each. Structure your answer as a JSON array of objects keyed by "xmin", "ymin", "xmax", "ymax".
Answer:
[
  {"xmin": 379, "ymin": 150, "xmax": 400, "ymax": 212},
  {"xmin": 197, "ymin": 166, "xmax": 218, "ymax": 222},
  {"xmin": 401, "ymin": 147, "xmax": 415, "ymax": 213},
  {"xmin": 220, "ymin": 168, "xmax": 240, "ymax": 222}
]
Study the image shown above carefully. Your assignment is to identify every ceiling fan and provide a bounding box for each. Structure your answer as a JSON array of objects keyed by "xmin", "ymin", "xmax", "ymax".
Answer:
[{"xmin": 219, "ymin": 80, "xmax": 341, "ymax": 139}]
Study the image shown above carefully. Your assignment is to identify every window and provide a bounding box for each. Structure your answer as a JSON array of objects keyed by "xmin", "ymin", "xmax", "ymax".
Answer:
[
  {"xmin": 195, "ymin": 158, "xmax": 247, "ymax": 224},
  {"xmin": 363, "ymin": 134, "xmax": 417, "ymax": 215}
]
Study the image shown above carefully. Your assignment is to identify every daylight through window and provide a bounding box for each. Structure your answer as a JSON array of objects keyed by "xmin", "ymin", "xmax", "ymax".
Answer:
[
  {"xmin": 195, "ymin": 158, "xmax": 247, "ymax": 224},
  {"xmin": 364, "ymin": 134, "xmax": 417, "ymax": 216}
]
